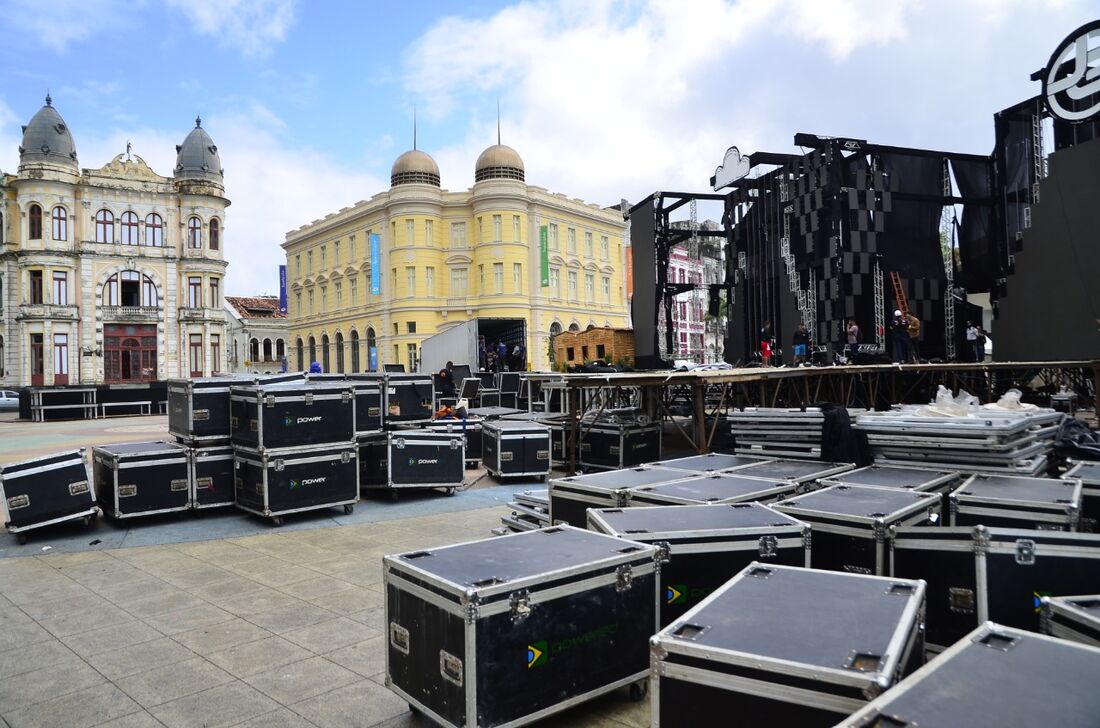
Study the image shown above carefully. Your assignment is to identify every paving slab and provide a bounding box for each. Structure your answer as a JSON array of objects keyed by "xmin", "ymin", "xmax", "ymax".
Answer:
[
  {"xmin": 243, "ymin": 656, "xmax": 360, "ymax": 705},
  {"xmin": 2, "ymin": 683, "xmax": 141, "ymax": 728},
  {"xmin": 149, "ymin": 681, "xmax": 281, "ymax": 728}
]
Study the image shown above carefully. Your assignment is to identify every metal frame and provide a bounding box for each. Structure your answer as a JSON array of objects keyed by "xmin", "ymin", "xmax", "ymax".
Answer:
[
  {"xmin": 1042, "ymin": 594, "xmax": 1100, "ymax": 646},
  {"xmin": 949, "ymin": 474, "xmax": 1082, "ymax": 529},
  {"xmin": 189, "ymin": 444, "xmax": 235, "ymax": 510}
]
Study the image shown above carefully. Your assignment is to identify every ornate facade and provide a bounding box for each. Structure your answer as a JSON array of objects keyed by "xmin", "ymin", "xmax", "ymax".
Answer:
[
  {"xmin": 0, "ymin": 97, "xmax": 230, "ymax": 386},
  {"xmin": 283, "ymin": 139, "xmax": 629, "ymax": 372}
]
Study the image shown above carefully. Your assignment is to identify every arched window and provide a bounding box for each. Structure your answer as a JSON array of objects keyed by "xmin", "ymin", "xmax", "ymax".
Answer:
[
  {"xmin": 296, "ymin": 338, "xmax": 304, "ymax": 370},
  {"xmin": 308, "ymin": 336, "xmax": 317, "ymax": 366},
  {"xmin": 262, "ymin": 338, "xmax": 273, "ymax": 362},
  {"xmin": 550, "ymin": 322, "xmax": 563, "ymax": 338},
  {"xmin": 187, "ymin": 217, "xmax": 202, "ymax": 249},
  {"xmin": 103, "ymin": 271, "xmax": 157, "ymax": 307},
  {"xmin": 95, "ymin": 210, "xmax": 114, "ymax": 243},
  {"xmin": 121, "ymin": 211, "xmax": 139, "ymax": 245},
  {"xmin": 51, "ymin": 207, "xmax": 67, "ymax": 241},
  {"xmin": 28, "ymin": 204, "xmax": 43, "ymax": 240},
  {"xmin": 145, "ymin": 213, "xmax": 163, "ymax": 247},
  {"xmin": 335, "ymin": 332, "xmax": 345, "ymax": 373},
  {"xmin": 209, "ymin": 219, "xmax": 220, "ymax": 250},
  {"xmin": 350, "ymin": 329, "xmax": 360, "ymax": 372},
  {"xmin": 366, "ymin": 327, "xmax": 376, "ymax": 371},
  {"xmin": 250, "ymin": 338, "xmax": 260, "ymax": 362},
  {"xmin": 276, "ymin": 339, "xmax": 285, "ymax": 360},
  {"xmin": 568, "ymin": 322, "xmax": 580, "ymax": 332},
  {"xmin": 321, "ymin": 334, "xmax": 331, "ymax": 373}
]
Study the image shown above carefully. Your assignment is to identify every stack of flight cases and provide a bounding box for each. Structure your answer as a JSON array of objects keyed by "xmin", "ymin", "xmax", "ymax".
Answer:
[
  {"xmin": 1, "ymin": 449, "xmax": 97, "ymax": 543},
  {"xmin": 425, "ymin": 415, "xmax": 484, "ymax": 468},
  {"xmin": 948, "ymin": 473, "xmax": 1082, "ymax": 530},
  {"xmin": 93, "ymin": 441, "xmax": 191, "ymax": 519},
  {"xmin": 500, "ymin": 489, "xmax": 551, "ymax": 532},
  {"xmin": 643, "ymin": 453, "xmax": 772, "ymax": 475},
  {"xmin": 383, "ymin": 526, "xmax": 658, "ymax": 728},
  {"xmin": 773, "ymin": 485, "xmax": 942, "ymax": 576},
  {"xmin": 723, "ymin": 457, "xmax": 856, "ymax": 486},
  {"xmin": 549, "ymin": 466, "xmax": 690, "ymax": 527},
  {"xmin": 357, "ymin": 429, "xmax": 465, "ymax": 498},
  {"xmin": 230, "ymin": 380, "xmax": 359, "ymax": 524},
  {"xmin": 1042, "ymin": 594, "xmax": 1100, "ymax": 646},
  {"xmin": 650, "ymin": 563, "xmax": 925, "ymax": 727},
  {"xmin": 1064, "ymin": 460, "xmax": 1100, "ymax": 531},
  {"xmin": 840, "ymin": 624, "xmax": 1100, "ymax": 728},
  {"xmin": 889, "ymin": 526, "xmax": 1100, "ymax": 652},
  {"xmin": 502, "ymin": 411, "xmax": 570, "ymax": 467},
  {"xmin": 481, "ymin": 420, "xmax": 551, "ymax": 481},
  {"xmin": 578, "ymin": 410, "xmax": 662, "ymax": 471},
  {"xmin": 306, "ymin": 373, "xmax": 384, "ymax": 432},
  {"xmin": 588, "ymin": 503, "xmax": 810, "ymax": 625},
  {"xmin": 625, "ymin": 472, "xmax": 803, "ymax": 508}
]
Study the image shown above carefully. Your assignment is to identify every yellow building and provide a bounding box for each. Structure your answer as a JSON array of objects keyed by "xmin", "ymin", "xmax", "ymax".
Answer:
[{"xmin": 283, "ymin": 138, "xmax": 629, "ymax": 372}]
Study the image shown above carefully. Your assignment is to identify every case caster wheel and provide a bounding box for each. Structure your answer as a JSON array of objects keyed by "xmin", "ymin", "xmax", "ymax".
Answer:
[
  {"xmin": 408, "ymin": 703, "xmax": 421, "ymax": 715},
  {"xmin": 343, "ymin": 504, "xmax": 355, "ymax": 515},
  {"xmin": 82, "ymin": 514, "xmax": 95, "ymax": 527},
  {"xmin": 16, "ymin": 533, "xmax": 28, "ymax": 545},
  {"xmin": 629, "ymin": 681, "xmax": 648, "ymax": 702},
  {"xmin": 271, "ymin": 516, "xmax": 284, "ymax": 527},
  {"xmin": 445, "ymin": 487, "xmax": 457, "ymax": 496}
]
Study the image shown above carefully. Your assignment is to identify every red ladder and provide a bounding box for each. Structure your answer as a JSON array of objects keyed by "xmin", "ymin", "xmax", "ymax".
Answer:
[{"xmin": 889, "ymin": 272, "xmax": 909, "ymax": 317}]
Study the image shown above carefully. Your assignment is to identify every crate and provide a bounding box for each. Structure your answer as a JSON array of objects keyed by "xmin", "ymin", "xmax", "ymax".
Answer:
[
  {"xmin": 93, "ymin": 441, "xmax": 190, "ymax": 519},
  {"xmin": 357, "ymin": 429, "xmax": 465, "ymax": 495},
  {"xmin": 482, "ymin": 421, "xmax": 552, "ymax": 480},
  {"xmin": 0, "ymin": 449, "xmax": 96, "ymax": 542},
  {"xmin": 307, "ymin": 373, "xmax": 385, "ymax": 433},
  {"xmin": 230, "ymin": 381, "xmax": 355, "ymax": 451},
  {"xmin": 168, "ymin": 374, "xmax": 303, "ymax": 443},
  {"xmin": 234, "ymin": 443, "xmax": 358, "ymax": 524},
  {"xmin": 949, "ymin": 474, "xmax": 1081, "ymax": 530},
  {"xmin": 643, "ymin": 453, "xmax": 771, "ymax": 475},
  {"xmin": 1064, "ymin": 460, "xmax": 1100, "ymax": 532},
  {"xmin": 190, "ymin": 443, "xmax": 235, "ymax": 509},
  {"xmin": 650, "ymin": 563, "xmax": 925, "ymax": 727},
  {"xmin": 385, "ymin": 373, "xmax": 434, "ymax": 423},
  {"xmin": 818, "ymin": 464, "xmax": 960, "ymax": 492},
  {"xmin": 1042, "ymin": 594, "xmax": 1100, "ymax": 647},
  {"xmin": 727, "ymin": 457, "xmax": 856, "ymax": 485},
  {"xmin": 579, "ymin": 420, "xmax": 662, "ymax": 471},
  {"xmin": 625, "ymin": 473, "xmax": 801, "ymax": 507},
  {"xmin": 548, "ymin": 466, "xmax": 688, "ymax": 527},
  {"xmin": 384, "ymin": 526, "xmax": 657, "ymax": 727},
  {"xmin": 503, "ymin": 412, "xmax": 569, "ymax": 467},
  {"xmin": 425, "ymin": 416, "xmax": 484, "ymax": 468},
  {"xmin": 588, "ymin": 503, "xmax": 810, "ymax": 625}
]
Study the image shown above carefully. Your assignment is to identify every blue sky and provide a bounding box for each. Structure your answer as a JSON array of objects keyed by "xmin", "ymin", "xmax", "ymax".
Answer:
[{"xmin": 1, "ymin": 0, "xmax": 1095, "ymax": 295}]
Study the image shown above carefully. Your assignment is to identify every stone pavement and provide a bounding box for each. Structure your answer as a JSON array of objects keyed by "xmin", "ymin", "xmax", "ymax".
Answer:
[{"xmin": 0, "ymin": 505, "xmax": 650, "ymax": 728}]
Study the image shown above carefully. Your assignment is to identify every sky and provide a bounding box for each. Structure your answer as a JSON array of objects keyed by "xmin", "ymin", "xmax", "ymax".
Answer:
[{"xmin": 0, "ymin": 0, "xmax": 1095, "ymax": 295}]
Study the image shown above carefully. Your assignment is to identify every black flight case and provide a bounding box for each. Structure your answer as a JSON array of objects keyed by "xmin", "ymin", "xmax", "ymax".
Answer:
[
  {"xmin": 481, "ymin": 420, "xmax": 551, "ymax": 480},
  {"xmin": 190, "ymin": 442, "xmax": 235, "ymax": 509},
  {"xmin": 425, "ymin": 415, "xmax": 484, "ymax": 468},
  {"xmin": 839, "ymin": 624, "xmax": 1100, "ymax": 728},
  {"xmin": 890, "ymin": 526, "xmax": 1100, "ymax": 652},
  {"xmin": 579, "ymin": 418, "xmax": 662, "ymax": 471},
  {"xmin": 650, "ymin": 562, "xmax": 925, "ymax": 727},
  {"xmin": 1, "ymin": 449, "xmax": 96, "ymax": 543},
  {"xmin": 588, "ymin": 503, "xmax": 810, "ymax": 625},
  {"xmin": 643, "ymin": 453, "xmax": 771, "ymax": 475},
  {"xmin": 774, "ymin": 485, "xmax": 941, "ymax": 576},
  {"xmin": 230, "ymin": 381, "xmax": 355, "ymax": 451},
  {"xmin": 502, "ymin": 412, "xmax": 569, "ymax": 467},
  {"xmin": 384, "ymin": 373, "xmax": 434, "ymax": 424},
  {"xmin": 168, "ymin": 373, "xmax": 303, "ymax": 443},
  {"xmin": 1042, "ymin": 594, "xmax": 1100, "ymax": 647},
  {"xmin": 357, "ymin": 429, "xmax": 464, "ymax": 496},
  {"xmin": 383, "ymin": 526, "xmax": 658, "ymax": 727},
  {"xmin": 308, "ymin": 373, "xmax": 384, "ymax": 433},
  {"xmin": 93, "ymin": 441, "xmax": 190, "ymax": 519},
  {"xmin": 234, "ymin": 443, "xmax": 358, "ymax": 525},
  {"xmin": 625, "ymin": 473, "xmax": 801, "ymax": 508},
  {"xmin": 948, "ymin": 474, "xmax": 1082, "ymax": 530},
  {"xmin": 549, "ymin": 466, "xmax": 689, "ymax": 527},
  {"xmin": 817, "ymin": 464, "xmax": 960, "ymax": 492},
  {"xmin": 1065, "ymin": 460, "xmax": 1100, "ymax": 531},
  {"xmin": 725, "ymin": 457, "xmax": 856, "ymax": 486}
]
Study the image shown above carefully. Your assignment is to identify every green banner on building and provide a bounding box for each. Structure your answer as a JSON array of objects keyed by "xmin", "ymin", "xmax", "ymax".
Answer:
[{"xmin": 539, "ymin": 225, "xmax": 549, "ymax": 286}]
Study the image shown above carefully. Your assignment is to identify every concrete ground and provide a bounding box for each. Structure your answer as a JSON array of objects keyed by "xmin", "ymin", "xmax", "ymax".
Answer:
[{"xmin": 0, "ymin": 413, "xmax": 650, "ymax": 727}]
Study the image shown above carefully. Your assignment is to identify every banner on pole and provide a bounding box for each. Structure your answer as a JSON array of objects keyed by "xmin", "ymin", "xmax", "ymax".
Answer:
[
  {"xmin": 370, "ymin": 233, "xmax": 381, "ymax": 295},
  {"xmin": 539, "ymin": 225, "xmax": 549, "ymax": 287},
  {"xmin": 278, "ymin": 265, "xmax": 288, "ymax": 313}
]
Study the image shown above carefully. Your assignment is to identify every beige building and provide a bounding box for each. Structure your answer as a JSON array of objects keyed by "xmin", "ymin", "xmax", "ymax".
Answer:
[
  {"xmin": 224, "ymin": 295, "xmax": 289, "ymax": 374},
  {"xmin": 0, "ymin": 97, "xmax": 229, "ymax": 387},
  {"xmin": 283, "ymin": 138, "xmax": 629, "ymax": 372}
]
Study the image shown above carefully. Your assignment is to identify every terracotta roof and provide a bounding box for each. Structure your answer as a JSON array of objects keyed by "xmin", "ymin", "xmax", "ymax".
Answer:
[{"xmin": 225, "ymin": 295, "xmax": 287, "ymax": 319}]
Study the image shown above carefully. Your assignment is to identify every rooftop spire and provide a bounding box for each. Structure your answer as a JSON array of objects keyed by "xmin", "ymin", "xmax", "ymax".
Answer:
[
  {"xmin": 195, "ymin": 114, "xmax": 202, "ymax": 128},
  {"xmin": 45, "ymin": 90, "xmax": 52, "ymax": 107}
]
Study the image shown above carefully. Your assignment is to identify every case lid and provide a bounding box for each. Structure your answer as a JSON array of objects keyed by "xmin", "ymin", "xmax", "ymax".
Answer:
[
  {"xmin": 94, "ymin": 441, "xmax": 188, "ymax": 457},
  {"xmin": 775, "ymin": 484, "xmax": 938, "ymax": 520},
  {"xmin": 591, "ymin": 503, "xmax": 803, "ymax": 537},
  {"xmin": 468, "ymin": 406, "xmax": 525, "ymax": 418},
  {"xmin": 554, "ymin": 466, "xmax": 688, "ymax": 489},
  {"xmin": 732, "ymin": 458, "xmax": 854, "ymax": 482},
  {"xmin": 482, "ymin": 420, "xmax": 550, "ymax": 434},
  {"xmin": 1065, "ymin": 461, "xmax": 1100, "ymax": 485},
  {"xmin": 230, "ymin": 381, "xmax": 354, "ymax": 396},
  {"xmin": 661, "ymin": 563, "xmax": 922, "ymax": 672},
  {"xmin": 840, "ymin": 625, "xmax": 1100, "ymax": 727},
  {"xmin": 827, "ymin": 465, "xmax": 958, "ymax": 489},
  {"xmin": 629, "ymin": 474, "xmax": 790, "ymax": 503},
  {"xmin": 648, "ymin": 453, "xmax": 770, "ymax": 473},
  {"xmin": 1049, "ymin": 594, "xmax": 1100, "ymax": 621},
  {"xmin": 956, "ymin": 474, "xmax": 1080, "ymax": 505},
  {"xmin": 0, "ymin": 449, "xmax": 85, "ymax": 476}
]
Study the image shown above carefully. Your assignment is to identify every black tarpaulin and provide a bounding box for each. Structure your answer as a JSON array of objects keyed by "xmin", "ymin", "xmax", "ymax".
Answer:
[{"xmin": 952, "ymin": 157, "xmax": 996, "ymax": 292}]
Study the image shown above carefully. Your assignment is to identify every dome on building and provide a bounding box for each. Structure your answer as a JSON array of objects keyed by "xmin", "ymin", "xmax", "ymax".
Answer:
[
  {"xmin": 474, "ymin": 143, "xmax": 524, "ymax": 182},
  {"xmin": 174, "ymin": 116, "xmax": 223, "ymax": 182},
  {"xmin": 391, "ymin": 149, "xmax": 440, "ymax": 187},
  {"xmin": 18, "ymin": 95, "xmax": 78, "ymax": 170}
]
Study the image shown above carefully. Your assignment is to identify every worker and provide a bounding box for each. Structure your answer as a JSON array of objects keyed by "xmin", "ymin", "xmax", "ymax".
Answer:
[
  {"xmin": 907, "ymin": 312, "xmax": 922, "ymax": 362},
  {"xmin": 792, "ymin": 323, "xmax": 809, "ymax": 366},
  {"xmin": 759, "ymin": 320, "xmax": 774, "ymax": 366},
  {"xmin": 891, "ymin": 310, "xmax": 909, "ymax": 363}
]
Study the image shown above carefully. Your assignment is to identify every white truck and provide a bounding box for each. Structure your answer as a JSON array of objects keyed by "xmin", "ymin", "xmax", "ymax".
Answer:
[{"xmin": 419, "ymin": 318, "xmax": 528, "ymax": 374}]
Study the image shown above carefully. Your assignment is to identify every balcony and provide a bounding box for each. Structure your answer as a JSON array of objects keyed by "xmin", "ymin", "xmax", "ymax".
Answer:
[
  {"xmin": 178, "ymin": 307, "xmax": 225, "ymax": 323},
  {"xmin": 17, "ymin": 304, "xmax": 79, "ymax": 321},
  {"xmin": 101, "ymin": 306, "xmax": 161, "ymax": 323}
]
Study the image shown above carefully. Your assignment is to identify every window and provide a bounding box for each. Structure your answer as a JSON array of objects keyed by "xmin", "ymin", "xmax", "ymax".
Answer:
[
  {"xmin": 426, "ymin": 267, "xmax": 435, "ymax": 297},
  {"xmin": 350, "ymin": 330, "xmax": 360, "ymax": 372},
  {"xmin": 145, "ymin": 213, "xmax": 163, "ymax": 246},
  {"xmin": 584, "ymin": 232, "xmax": 593, "ymax": 257},
  {"xmin": 187, "ymin": 217, "xmax": 201, "ymax": 248},
  {"xmin": 29, "ymin": 270, "xmax": 43, "ymax": 304},
  {"xmin": 567, "ymin": 228, "xmax": 576, "ymax": 254},
  {"xmin": 296, "ymin": 338, "xmax": 304, "ymax": 370},
  {"xmin": 296, "ymin": 254, "xmax": 301, "ymax": 277},
  {"xmin": 295, "ymin": 291, "xmax": 302, "ymax": 316},
  {"xmin": 53, "ymin": 334, "xmax": 68, "ymax": 378},
  {"xmin": 210, "ymin": 219, "xmax": 220, "ymax": 250},
  {"xmin": 406, "ymin": 219, "xmax": 415, "ymax": 245},
  {"xmin": 407, "ymin": 343, "xmax": 417, "ymax": 372},
  {"xmin": 321, "ymin": 285, "xmax": 328, "ymax": 312},
  {"xmin": 189, "ymin": 334, "xmax": 203, "ymax": 376},
  {"xmin": 602, "ymin": 276, "xmax": 610, "ymax": 303},
  {"xmin": 450, "ymin": 267, "xmax": 468, "ymax": 296},
  {"xmin": 567, "ymin": 271, "xmax": 577, "ymax": 300},
  {"xmin": 366, "ymin": 327, "xmax": 377, "ymax": 369},
  {"xmin": 391, "ymin": 221, "xmax": 397, "ymax": 248},
  {"xmin": 392, "ymin": 268, "xmax": 397, "ymax": 294},
  {"xmin": 308, "ymin": 289, "xmax": 314, "ymax": 314},
  {"xmin": 549, "ymin": 267, "xmax": 560, "ymax": 296},
  {"xmin": 211, "ymin": 335, "xmax": 221, "ymax": 373},
  {"xmin": 600, "ymin": 235, "xmax": 609, "ymax": 260},
  {"xmin": 513, "ymin": 263, "xmax": 522, "ymax": 293},
  {"xmin": 393, "ymin": 322, "xmax": 399, "ymax": 336},
  {"xmin": 493, "ymin": 262, "xmax": 503, "ymax": 293},
  {"xmin": 478, "ymin": 265, "xmax": 485, "ymax": 292},
  {"xmin": 451, "ymin": 222, "xmax": 467, "ymax": 249},
  {"xmin": 30, "ymin": 334, "xmax": 44, "ymax": 382},
  {"xmin": 477, "ymin": 217, "xmax": 483, "ymax": 242},
  {"xmin": 407, "ymin": 321, "xmax": 416, "ymax": 334},
  {"xmin": 188, "ymin": 277, "xmax": 202, "ymax": 308},
  {"xmin": 210, "ymin": 278, "xmax": 220, "ymax": 307},
  {"xmin": 596, "ymin": 344, "xmax": 606, "ymax": 360},
  {"xmin": 95, "ymin": 209, "xmax": 114, "ymax": 243},
  {"xmin": 52, "ymin": 207, "xmax": 67, "ymax": 241},
  {"xmin": 335, "ymin": 332, "xmax": 344, "ymax": 373},
  {"xmin": 121, "ymin": 211, "xmax": 139, "ymax": 245},
  {"xmin": 321, "ymin": 245, "xmax": 326, "ymax": 268},
  {"xmin": 307, "ymin": 250, "xmax": 313, "ymax": 274},
  {"xmin": 349, "ymin": 233, "xmax": 356, "ymax": 260},
  {"xmin": 566, "ymin": 347, "xmax": 575, "ymax": 361},
  {"xmin": 584, "ymin": 273, "xmax": 594, "ymax": 302},
  {"xmin": 406, "ymin": 266, "xmax": 416, "ymax": 296},
  {"xmin": 333, "ymin": 281, "xmax": 341, "ymax": 308},
  {"xmin": 349, "ymin": 277, "xmax": 358, "ymax": 304},
  {"xmin": 334, "ymin": 240, "xmax": 340, "ymax": 266},
  {"xmin": 492, "ymin": 215, "xmax": 502, "ymax": 241},
  {"xmin": 308, "ymin": 336, "xmax": 316, "ymax": 365},
  {"xmin": 53, "ymin": 271, "xmax": 67, "ymax": 304},
  {"xmin": 425, "ymin": 221, "xmax": 433, "ymax": 247},
  {"xmin": 28, "ymin": 204, "xmax": 42, "ymax": 240},
  {"xmin": 101, "ymin": 271, "xmax": 155, "ymax": 307},
  {"xmin": 321, "ymin": 334, "xmax": 330, "ymax": 372},
  {"xmin": 512, "ymin": 215, "xmax": 520, "ymax": 242}
]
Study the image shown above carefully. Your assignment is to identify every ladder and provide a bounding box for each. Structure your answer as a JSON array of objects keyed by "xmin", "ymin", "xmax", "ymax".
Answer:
[{"xmin": 889, "ymin": 272, "xmax": 909, "ymax": 317}]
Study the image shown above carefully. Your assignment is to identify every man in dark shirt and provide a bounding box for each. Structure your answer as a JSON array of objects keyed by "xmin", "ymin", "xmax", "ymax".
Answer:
[
  {"xmin": 891, "ymin": 310, "xmax": 909, "ymax": 363},
  {"xmin": 438, "ymin": 360, "xmax": 456, "ymax": 399},
  {"xmin": 792, "ymin": 324, "xmax": 810, "ymax": 365}
]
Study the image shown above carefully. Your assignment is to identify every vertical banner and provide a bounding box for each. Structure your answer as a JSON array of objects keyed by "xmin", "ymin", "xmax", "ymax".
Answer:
[
  {"xmin": 369, "ymin": 346, "xmax": 378, "ymax": 371},
  {"xmin": 539, "ymin": 225, "xmax": 549, "ymax": 287},
  {"xmin": 278, "ymin": 265, "xmax": 288, "ymax": 313},
  {"xmin": 370, "ymin": 233, "xmax": 381, "ymax": 295}
]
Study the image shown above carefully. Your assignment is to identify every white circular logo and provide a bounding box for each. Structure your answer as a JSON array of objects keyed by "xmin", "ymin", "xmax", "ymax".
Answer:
[{"xmin": 1043, "ymin": 21, "xmax": 1100, "ymax": 123}]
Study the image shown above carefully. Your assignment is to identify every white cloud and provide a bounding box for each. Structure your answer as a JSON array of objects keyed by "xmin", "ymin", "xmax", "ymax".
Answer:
[
  {"xmin": 402, "ymin": 0, "xmax": 1092, "ymax": 211},
  {"xmin": 1, "ymin": 0, "xmax": 124, "ymax": 54},
  {"xmin": 166, "ymin": 0, "xmax": 298, "ymax": 58}
]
